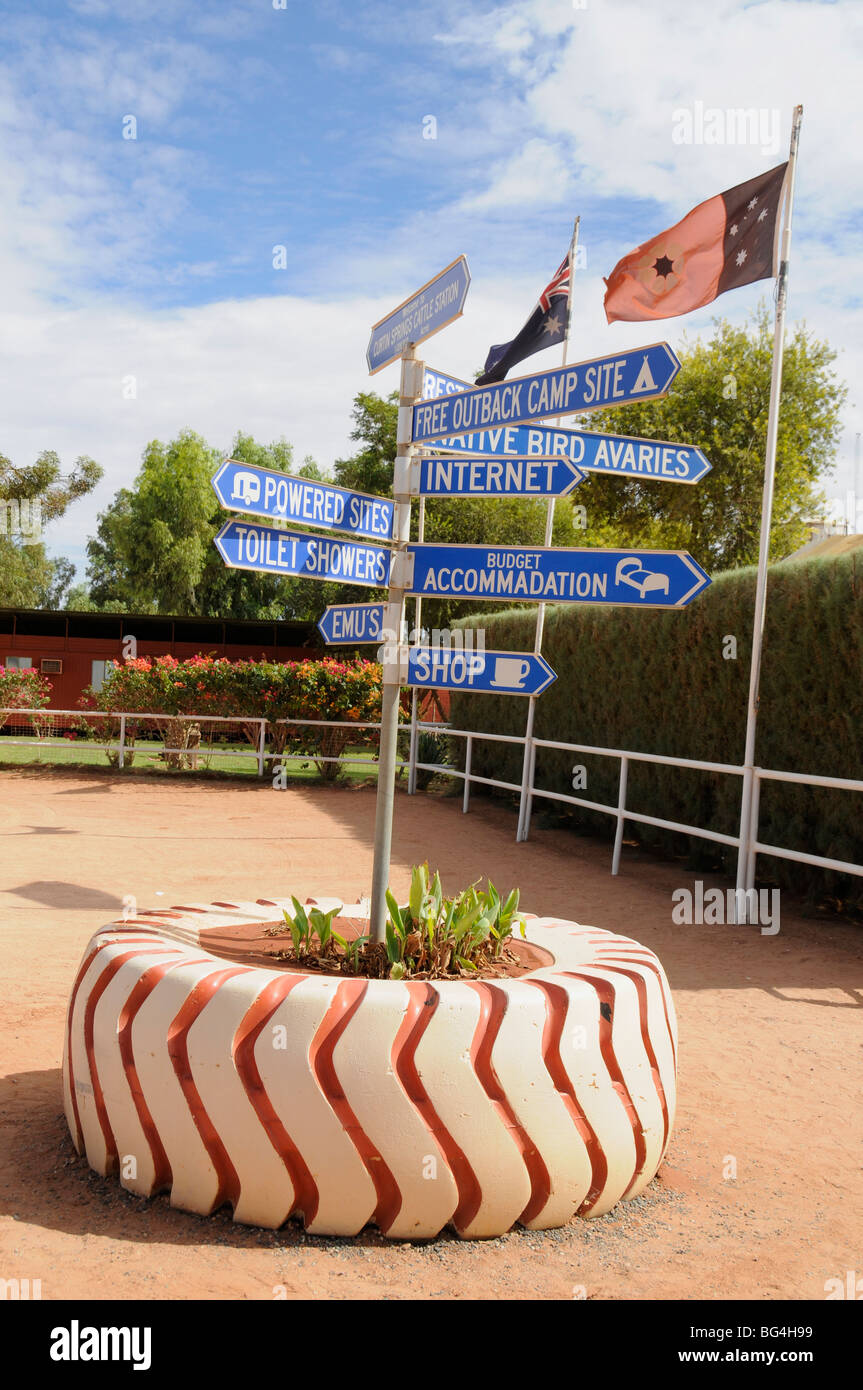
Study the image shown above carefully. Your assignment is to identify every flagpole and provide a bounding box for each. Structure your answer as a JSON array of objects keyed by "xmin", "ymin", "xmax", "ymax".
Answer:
[
  {"xmin": 734, "ymin": 104, "xmax": 803, "ymax": 919},
  {"xmin": 516, "ymin": 215, "xmax": 580, "ymax": 842}
]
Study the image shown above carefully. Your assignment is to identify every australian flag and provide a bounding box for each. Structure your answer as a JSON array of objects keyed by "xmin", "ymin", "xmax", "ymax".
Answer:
[{"xmin": 476, "ymin": 250, "xmax": 572, "ymax": 385}]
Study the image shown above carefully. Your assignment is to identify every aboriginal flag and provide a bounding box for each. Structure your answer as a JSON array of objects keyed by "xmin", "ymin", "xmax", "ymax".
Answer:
[
  {"xmin": 603, "ymin": 162, "xmax": 788, "ymax": 323},
  {"xmin": 477, "ymin": 249, "xmax": 572, "ymax": 385}
]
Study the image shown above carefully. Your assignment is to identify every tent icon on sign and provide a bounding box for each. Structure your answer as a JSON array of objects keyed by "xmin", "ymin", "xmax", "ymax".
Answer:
[
  {"xmin": 631, "ymin": 355, "xmax": 658, "ymax": 393},
  {"xmin": 615, "ymin": 557, "xmax": 670, "ymax": 598}
]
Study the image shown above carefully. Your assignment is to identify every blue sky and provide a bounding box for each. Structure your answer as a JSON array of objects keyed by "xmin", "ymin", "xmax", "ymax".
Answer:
[{"xmin": 1, "ymin": 0, "xmax": 861, "ymax": 576}]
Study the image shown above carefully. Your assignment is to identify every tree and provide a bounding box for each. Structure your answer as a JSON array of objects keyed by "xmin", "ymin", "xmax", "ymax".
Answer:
[
  {"xmin": 84, "ymin": 430, "xmax": 325, "ymax": 619},
  {"xmin": 334, "ymin": 393, "xmax": 399, "ymax": 499},
  {"xmin": 574, "ymin": 306, "xmax": 846, "ymax": 571},
  {"xmin": 86, "ymin": 488, "xmax": 142, "ymax": 609},
  {"xmin": 0, "ymin": 449, "xmax": 102, "ymax": 608}
]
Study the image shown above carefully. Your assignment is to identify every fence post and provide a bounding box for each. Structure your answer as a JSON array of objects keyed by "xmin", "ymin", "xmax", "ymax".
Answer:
[
  {"xmin": 733, "ymin": 765, "xmax": 754, "ymax": 921},
  {"xmin": 611, "ymin": 756, "xmax": 629, "ymax": 876},
  {"xmin": 745, "ymin": 770, "xmax": 761, "ymax": 893},
  {"xmin": 520, "ymin": 739, "xmax": 538, "ymax": 841},
  {"xmin": 462, "ymin": 735, "xmax": 472, "ymax": 814},
  {"xmin": 257, "ymin": 719, "xmax": 266, "ymax": 777},
  {"xmin": 118, "ymin": 714, "xmax": 126, "ymax": 771},
  {"xmin": 408, "ymin": 691, "xmax": 420, "ymax": 794}
]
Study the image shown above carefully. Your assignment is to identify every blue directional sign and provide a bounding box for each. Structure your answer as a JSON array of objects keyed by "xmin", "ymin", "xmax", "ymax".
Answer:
[
  {"xmin": 403, "ymin": 542, "xmax": 710, "ymax": 609},
  {"xmin": 212, "ymin": 460, "xmax": 394, "ymax": 540},
  {"xmin": 411, "ymin": 343, "xmax": 681, "ymax": 444},
  {"xmin": 421, "ymin": 366, "xmax": 710, "ymax": 484},
  {"xmin": 214, "ymin": 520, "xmax": 391, "ymax": 587},
  {"xmin": 422, "ymin": 365, "xmax": 470, "ymax": 401},
  {"xmin": 408, "ymin": 647, "xmax": 557, "ymax": 697},
  {"xmin": 431, "ymin": 424, "xmax": 710, "ymax": 485},
  {"xmin": 318, "ymin": 602, "xmax": 385, "ymax": 645},
  {"xmin": 367, "ymin": 256, "xmax": 471, "ymax": 375},
  {"xmin": 416, "ymin": 454, "xmax": 584, "ymax": 498}
]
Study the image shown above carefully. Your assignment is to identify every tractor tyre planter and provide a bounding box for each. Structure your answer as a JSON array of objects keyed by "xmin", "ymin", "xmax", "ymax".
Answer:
[{"xmin": 63, "ymin": 898, "xmax": 677, "ymax": 1240}]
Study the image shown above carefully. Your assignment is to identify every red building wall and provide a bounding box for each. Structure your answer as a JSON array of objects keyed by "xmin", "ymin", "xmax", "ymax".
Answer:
[{"xmin": 0, "ymin": 610, "xmax": 321, "ymax": 711}]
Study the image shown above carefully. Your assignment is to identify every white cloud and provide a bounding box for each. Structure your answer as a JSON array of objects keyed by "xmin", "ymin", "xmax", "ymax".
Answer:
[
  {"xmin": 456, "ymin": 137, "xmax": 574, "ymax": 213},
  {"xmin": 1, "ymin": 0, "xmax": 861, "ymax": 588}
]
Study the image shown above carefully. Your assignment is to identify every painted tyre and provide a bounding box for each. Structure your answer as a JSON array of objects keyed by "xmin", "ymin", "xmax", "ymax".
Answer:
[{"xmin": 62, "ymin": 897, "xmax": 678, "ymax": 1240}]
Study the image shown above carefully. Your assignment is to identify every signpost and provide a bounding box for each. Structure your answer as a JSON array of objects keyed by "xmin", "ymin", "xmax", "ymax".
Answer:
[
  {"xmin": 211, "ymin": 460, "xmax": 395, "ymax": 540},
  {"xmin": 411, "ymin": 343, "xmax": 681, "ymax": 443},
  {"xmin": 366, "ymin": 256, "xmax": 470, "ymax": 375},
  {"xmin": 210, "ymin": 246, "xmax": 714, "ymax": 946},
  {"xmin": 407, "ymin": 647, "xmax": 556, "ymax": 697},
  {"xmin": 317, "ymin": 602, "xmax": 386, "ymax": 645},
  {"xmin": 213, "ymin": 519, "xmax": 391, "ymax": 586},
  {"xmin": 414, "ymin": 454, "xmax": 584, "ymax": 498},
  {"xmin": 403, "ymin": 541, "xmax": 710, "ymax": 609}
]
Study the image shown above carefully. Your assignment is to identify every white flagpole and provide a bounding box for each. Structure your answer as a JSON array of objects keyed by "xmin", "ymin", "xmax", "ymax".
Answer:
[
  {"xmin": 516, "ymin": 216, "xmax": 580, "ymax": 842},
  {"xmin": 734, "ymin": 104, "xmax": 803, "ymax": 919}
]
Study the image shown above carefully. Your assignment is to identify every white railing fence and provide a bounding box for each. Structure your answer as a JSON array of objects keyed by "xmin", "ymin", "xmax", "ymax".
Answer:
[
  {"xmin": 2, "ymin": 707, "xmax": 860, "ymax": 892},
  {"xmin": 411, "ymin": 718, "xmax": 863, "ymax": 894},
  {"xmin": 0, "ymin": 709, "xmax": 405, "ymax": 777}
]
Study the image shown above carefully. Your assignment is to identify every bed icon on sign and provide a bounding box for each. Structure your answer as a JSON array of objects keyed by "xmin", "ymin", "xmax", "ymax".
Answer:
[{"xmin": 614, "ymin": 556, "xmax": 670, "ymax": 599}]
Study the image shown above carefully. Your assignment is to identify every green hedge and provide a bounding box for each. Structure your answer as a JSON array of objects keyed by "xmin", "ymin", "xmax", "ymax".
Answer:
[{"xmin": 450, "ymin": 551, "xmax": 863, "ymax": 908}]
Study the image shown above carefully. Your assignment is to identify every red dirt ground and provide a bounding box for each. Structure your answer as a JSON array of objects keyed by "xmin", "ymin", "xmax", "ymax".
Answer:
[{"xmin": 1, "ymin": 767, "xmax": 861, "ymax": 1301}]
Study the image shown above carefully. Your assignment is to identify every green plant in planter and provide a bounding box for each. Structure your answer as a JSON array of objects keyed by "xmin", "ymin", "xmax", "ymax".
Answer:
[
  {"xmin": 331, "ymin": 930, "xmax": 370, "ymax": 974},
  {"xmin": 280, "ymin": 896, "xmax": 342, "ymax": 958},
  {"xmin": 267, "ymin": 866, "xmax": 524, "ymax": 980},
  {"xmin": 384, "ymin": 863, "xmax": 525, "ymax": 978}
]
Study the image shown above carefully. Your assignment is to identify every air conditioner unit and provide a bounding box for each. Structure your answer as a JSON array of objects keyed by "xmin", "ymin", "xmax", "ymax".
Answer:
[{"xmin": 41, "ymin": 658, "xmax": 63, "ymax": 674}]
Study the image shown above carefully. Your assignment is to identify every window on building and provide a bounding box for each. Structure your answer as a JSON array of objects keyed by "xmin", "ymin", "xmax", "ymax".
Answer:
[
  {"xmin": 4, "ymin": 655, "xmax": 33, "ymax": 669},
  {"xmin": 90, "ymin": 659, "xmax": 116, "ymax": 693}
]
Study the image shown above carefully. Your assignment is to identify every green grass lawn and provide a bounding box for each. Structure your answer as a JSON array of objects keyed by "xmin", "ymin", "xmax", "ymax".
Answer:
[{"xmin": 0, "ymin": 737, "xmax": 401, "ymax": 784}]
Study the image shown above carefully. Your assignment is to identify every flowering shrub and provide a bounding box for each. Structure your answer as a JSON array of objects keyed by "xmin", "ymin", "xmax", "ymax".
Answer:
[
  {"xmin": 0, "ymin": 665, "xmax": 52, "ymax": 732},
  {"xmin": 81, "ymin": 654, "xmax": 386, "ymax": 777}
]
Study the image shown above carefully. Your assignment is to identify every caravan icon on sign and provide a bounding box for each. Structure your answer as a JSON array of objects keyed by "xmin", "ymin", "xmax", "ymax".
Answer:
[{"xmin": 231, "ymin": 471, "xmax": 261, "ymax": 507}]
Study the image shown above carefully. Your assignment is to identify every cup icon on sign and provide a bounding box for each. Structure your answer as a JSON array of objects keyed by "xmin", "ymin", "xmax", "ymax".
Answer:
[{"xmin": 491, "ymin": 657, "xmax": 531, "ymax": 689}]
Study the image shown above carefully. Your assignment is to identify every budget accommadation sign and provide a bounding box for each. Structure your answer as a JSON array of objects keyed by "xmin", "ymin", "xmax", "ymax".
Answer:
[{"xmin": 404, "ymin": 542, "xmax": 710, "ymax": 609}]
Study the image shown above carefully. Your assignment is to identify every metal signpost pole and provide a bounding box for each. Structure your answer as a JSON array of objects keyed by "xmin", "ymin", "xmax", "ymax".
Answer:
[
  {"xmin": 734, "ymin": 104, "xmax": 803, "ymax": 919},
  {"xmin": 517, "ymin": 217, "xmax": 580, "ymax": 841},
  {"xmin": 407, "ymin": 496, "xmax": 426, "ymax": 795},
  {"xmin": 370, "ymin": 346, "xmax": 422, "ymax": 944}
]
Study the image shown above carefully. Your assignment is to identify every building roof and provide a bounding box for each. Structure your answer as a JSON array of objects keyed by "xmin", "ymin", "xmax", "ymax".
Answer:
[
  {"xmin": 779, "ymin": 533, "xmax": 863, "ymax": 563},
  {"xmin": 0, "ymin": 606, "xmax": 320, "ymax": 645}
]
